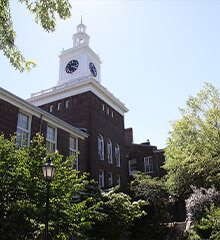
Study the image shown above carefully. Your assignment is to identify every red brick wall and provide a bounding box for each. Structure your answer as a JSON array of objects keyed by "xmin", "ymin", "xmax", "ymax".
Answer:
[
  {"xmin": 39, "ymin": 91, "xmax": 128, "ymax": 186},
  {"xmin": 0, "ymin": 99, "xmax": 19, "ymax": 139}
]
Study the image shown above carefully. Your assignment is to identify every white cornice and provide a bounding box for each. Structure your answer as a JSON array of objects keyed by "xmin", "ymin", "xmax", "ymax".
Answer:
[
  {"xmin": 0, "ymin": 87, "xmax": 88, "ymax": 140},
  {"xmin": 60, "ymin": 45, "xmax": 102, "ymax": 64},
  {"xmin": 27, "ymin": 77, "xmax": 129, "ymax": 116}
]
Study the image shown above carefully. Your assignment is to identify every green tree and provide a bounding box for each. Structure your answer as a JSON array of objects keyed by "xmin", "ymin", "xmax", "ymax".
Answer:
[
  {"xmin": 129, "ymin": 173, "xmax": 170, "ymax": 240},
  {"xmin": 0, "ymin": 134, "xmax": 102, "ymax": 239},
  {"xmin": 164, "ymin": 83, "xmax": 220, "ymax": 198},
  {"xmin": 86, "ymin": 187, "xmax": 146, "ymax": 240},
  {"xmin": 0, "ymin": 0, "xmax": 71, "ymax": 72}
]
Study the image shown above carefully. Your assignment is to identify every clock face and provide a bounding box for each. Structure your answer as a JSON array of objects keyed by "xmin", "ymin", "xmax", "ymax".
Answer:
[
  {"xmin": 89, "ymin": 62, "xmax": 97, "ymax": 77},
  {"xmin": 65, "ymin": 60, "xmax": 79, "ymax": 74}
]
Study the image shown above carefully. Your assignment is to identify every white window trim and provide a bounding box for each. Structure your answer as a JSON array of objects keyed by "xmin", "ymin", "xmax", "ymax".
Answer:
[
  {"xmin": 144, "ymin": 156, "xmax": 154, "ymax": 173},
  {"xmin": 57, "ymin": 103, "xmax": 61, "ymax": 110},
  {"xmin": 49, "ymin": 105, "xmax": 53, "ymax": 113},
  {"xmin": 108, "ymin": 172, "xmax": 113, "ymax": 187},
  {"xmin": 66, "ymin": 100, "xmax": 70, "ymax": 108},
  {"xmin": 107, "ymin": 139, "xmax": 113, "ymax": 164},
  {"xmin": 129, "ymin": 159, "xmax": 137, "ymax": 176},
  {"xmin": 69, "ymin": 136, "xmax": 78, "ymax": 171},
  {"xmin": 117, "ymin": 175, "xmax": 121, "ymax": 186},
  {"xmin": 115, "ymin": 144, "xmax": 120, "ymax": 167},
  {"xmin": 46, "ymin": 125, "xmax": 57, "ymax": 153},
  {"xmin": 98, "ymin": 134, "xmax": 104, "ymax": 160},
  {"xmin": 17, "ymin": 111, "xmax": 32, "ymax": 146},
  {"xmin": 99, "ymin": 169, "xmax": 104, "ymax": 187}
]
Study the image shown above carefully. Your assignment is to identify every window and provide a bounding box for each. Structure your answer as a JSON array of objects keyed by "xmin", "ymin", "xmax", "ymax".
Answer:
[
  {"xmin": 16, "ymin": 112, "xmax": 30, "ymax": 146},
  {"xmin": 107, "ymin": 107, "xmax": 110, "ymax": 115},
  {"xmin": 98, "ymin": 134, "xmax": 104, "ymax": 160},
  {"xmin": 76, "ymin": 38, "xmax": 79, "ymax": 46},
  {"xmin": 144, "ymin": 156, "xmax": 153, "ymax": 173},
  {"xmin": 111, "ymin": 111, "xmax": 114, "ymax": 118},
  {"xmin": 108, "ymin": 173, "xmax": 113, "ymax": 187},
  {"xmin": 99, "ymin": 170, "xmax": 104, "ymax": 187},
  {"xmin": 129, "ymin": 159, "xmax": 137, "ymax": 176},
  {"xmin": 49, "ymin": 105, "xmax": 53, "ymax": 113},
  {"xmin": 107, "ymin": 139, "xmax": 112, "ymax": 164},
  {"xmin": 115, "ymin": 144, "xmax": 120, "ymax": 167},
  {"xmin": 79, "ymin": 38, "xmax": 85, "ymax": 44},
  {"xmin": 117, "ymin": 175, "xmax": 121, "ymax": 186},
  {"xmin": 69, "ymin": 137, "xmax": 78, "ymax": 170},
  {"xmin": 102, "ymin": 104, "xmax": 105, "ymax": 111},
  {"xmin": 66, "ymin": 100, "xmax": 70, "ymax": 108},
  {"xmin": 57, "ymin": 103, "xmax": 61, "ymax": 110},
  {"xmin": 46, "ymin": 126, "xmax": 56, "ymax": 153}
]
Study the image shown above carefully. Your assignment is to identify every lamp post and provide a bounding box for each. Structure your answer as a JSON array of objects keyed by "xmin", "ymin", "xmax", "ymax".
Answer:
[{"xmin": 42, "ymin": 158, "xmax": 56, "ymax": 240}]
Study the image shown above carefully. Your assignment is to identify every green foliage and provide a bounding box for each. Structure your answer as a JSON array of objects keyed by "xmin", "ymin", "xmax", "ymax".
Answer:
[
  {"xmin": 129, "ymin": 173, "xmax": 170, "ymax": 239},
  {"xmin": 0, "ymin": 134, "xmax": 102, "ymax": 239},
  {"xmin": 164, "ymin": 83, "xmax": 220, "ymax": 198},
  {"xmin": 196, "ymin": 204, "xmax": 220, "ymax": 240},
  {"xmin": 187, "ymin": 204, "xmax": 220, "ymax": 240},
  {"xmin": 86, "ymin": 187, "xmax": 146, "ymax": 240},
  {"xmin": 0, "ymin": 0, "xmax": 71, "ymax": 72}
]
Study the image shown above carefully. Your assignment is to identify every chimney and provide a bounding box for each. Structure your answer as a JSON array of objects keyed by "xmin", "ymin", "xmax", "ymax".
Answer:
[
  {"xmin": 141, "ymin": 139, "xmax": 150, "ymax": 146},
  {"xmin": 125, "ymin": 128, "xmax": 133, "ymax": 146}
]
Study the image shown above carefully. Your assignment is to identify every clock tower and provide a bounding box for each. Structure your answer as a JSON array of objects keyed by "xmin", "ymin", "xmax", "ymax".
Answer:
[
  {"xmin": 57, "ymin": 20, "xmax": 101, "ymax": 86},
  {"xmin": 28, "ymin": 20, "xmax": 129, "ymax": 187}
]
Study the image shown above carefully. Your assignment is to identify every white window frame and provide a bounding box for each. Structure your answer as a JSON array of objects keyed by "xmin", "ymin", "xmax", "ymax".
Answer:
[
  {"xmin": 107, "ymin": 107, "xmax": 110, "ymax": 115},
  {"xmin": 98, "ymin": 134, "xmax": 104, "ymax": 160},
  {"xmin": 115, "ymin": 144, "xmax": 120, "ymax": 167},
  {"xmin": 129, "ymin": 159, "xmax": 137, "ymax": 176},
  {"xmin": 66, "ymin": 100, "xmax": 70, "ymax": 108},
  {"xmin": 102, "ymin": 104, "xmax": 105, "ymax": 111},
  {"xmin": 107, "ymin": 139, "xmax": 112, "ymax": 164},
  {"xmin": 49, "ymin": 105, "xmax": 53, "ymax": 113},
  {"xmin": 46, "ymin": 126, "xmax": 57, "ymax": 153},
  {"xmin": 144, "ymin": 156, "xmax": 154, "ymax": 173},
  {"xmin": 16, "ymin": 112, "xmax": 32, "ymax": 147},
  {"xmin": 69, "ymin": 136, "xmax": 78, "ymax": 171},
  {"xmin": 57, "ymin": 103, "xmax": 61, "ymax": 110},
  {"xmin": 116, "ymin": 175, "xmax": 121, "ymax": 186},
  {"xmin": 108, "ymin": 172, "xmax": 113, "ymax": 187},
  {"xmin": 99, "ymin": 170, "xmax": 104, "ymax": 187}
]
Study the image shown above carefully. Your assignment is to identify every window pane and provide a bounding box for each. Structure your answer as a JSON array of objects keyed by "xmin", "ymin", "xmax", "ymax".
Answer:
[
  {"xmin": 17, "ymin": 113, "xmax": 28, "ymax": 129},
  {"xmin": 70, "ymin": 137, "xmax": 77, "ymax": 150}
]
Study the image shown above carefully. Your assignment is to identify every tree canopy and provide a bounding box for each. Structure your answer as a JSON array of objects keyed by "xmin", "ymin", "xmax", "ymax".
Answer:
[
  {"xmin": 0, "ymin": 0, "xmax": 71, "ymax": 72},
  {"xmin": 0, "ymin": 134, "xmax": 146, "ymax": 239},
  {"xmin": 164, "ymin": 83, "xmax": 220, "ymax": 198},
  {"xmin": 0, "ymin": 134, "xmax": 102, "ymax": 239}
]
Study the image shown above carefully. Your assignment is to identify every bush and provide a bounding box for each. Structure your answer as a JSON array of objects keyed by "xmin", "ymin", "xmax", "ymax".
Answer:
[
  {"xmin": 86, "ymin": 187, "xmax": 146, "ymax": 240},
  {"xmin": 185, "ymin": 186, "xmax": 220, "ymax": 225}
]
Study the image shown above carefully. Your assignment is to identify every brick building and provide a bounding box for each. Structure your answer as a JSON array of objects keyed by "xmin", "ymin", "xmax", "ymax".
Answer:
[
  {"xmin": 0, "ymin": 21, "xmax": 166, "ymax": 187},
  {"xmin": 0, "ymin": 87, "xmax": 88, "ymax": 166},
  {"xmin": 125, "ymin": 128, "xmax": 166, "ymax": 178}
]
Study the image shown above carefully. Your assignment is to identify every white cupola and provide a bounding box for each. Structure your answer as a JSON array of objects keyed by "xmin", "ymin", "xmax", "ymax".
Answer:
[
  {"xmin": 72, "ymin": 19, "xmax": 90, "ymax": 48},
  {"xmin": 57, "ymin": 19, "xmax": 102, "ymax": 86}
]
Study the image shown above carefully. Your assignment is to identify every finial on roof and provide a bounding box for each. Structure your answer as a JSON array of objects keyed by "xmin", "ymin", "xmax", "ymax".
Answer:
[{"xmin": 81, "ymin": 12, "xmax": 83, "ymax": 24}]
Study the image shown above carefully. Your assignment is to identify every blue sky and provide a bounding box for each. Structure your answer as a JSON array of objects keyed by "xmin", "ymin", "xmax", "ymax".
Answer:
[{"xmin": 1, "ymin": 0, "xmax": 220, "ymax": 148}]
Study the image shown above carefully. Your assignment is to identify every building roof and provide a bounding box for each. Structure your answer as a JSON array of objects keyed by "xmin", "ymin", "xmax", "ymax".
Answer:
[
  {"xmin": 0, "ymin": 87, "xmax": 88, "ymax": 140},
  {"xmin": 27, "ymin": 77, "xmax": 129, "ymax": 116}
]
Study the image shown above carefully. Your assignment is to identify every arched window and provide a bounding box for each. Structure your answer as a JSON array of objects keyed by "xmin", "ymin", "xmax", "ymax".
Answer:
[
  {"xmin": 107, "ymin": 139, "xmax": 112, "ymax": 164},
  {"xmin": 115, "ymin": 144, "xmax": 120, "ymax": 167},
  {"xmin": 98, "ymin": 134, "xmax": 104, "ymax": 160}
]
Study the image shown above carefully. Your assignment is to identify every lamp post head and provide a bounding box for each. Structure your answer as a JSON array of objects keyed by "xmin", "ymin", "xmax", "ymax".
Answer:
[{"xmin": 42, "ymin": 158, "xmax": 56, "ymax": 181}]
